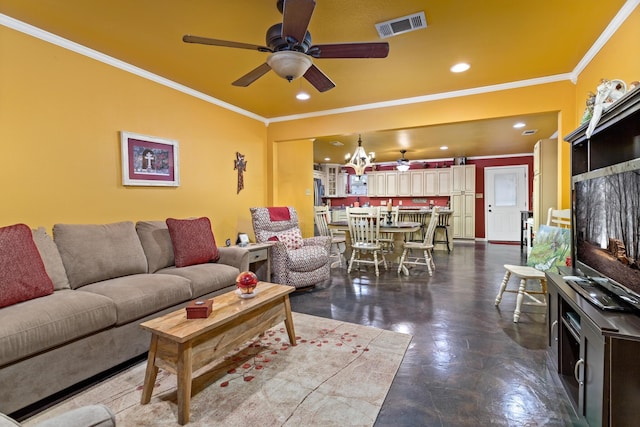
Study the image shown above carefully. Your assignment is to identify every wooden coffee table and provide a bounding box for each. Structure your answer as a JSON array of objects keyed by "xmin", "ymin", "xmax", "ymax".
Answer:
[{"xmin": 139, "ymin": 282, "xmax": 296, "ymax": 425}]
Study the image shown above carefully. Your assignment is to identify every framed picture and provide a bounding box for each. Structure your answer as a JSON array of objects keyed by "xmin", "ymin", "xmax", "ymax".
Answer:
[
  {"xmin": 236, "ymin": 233, "xmax": 250, "ymax": 247},
  {"xmin": 120, "ymin": 131, "xmax": 180, "ymax": 186}
]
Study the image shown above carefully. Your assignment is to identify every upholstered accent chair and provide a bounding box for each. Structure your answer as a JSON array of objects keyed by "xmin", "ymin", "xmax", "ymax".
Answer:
[{"xmin": 250, "ymin": 207, "xmax": 331, "ymax": 289}]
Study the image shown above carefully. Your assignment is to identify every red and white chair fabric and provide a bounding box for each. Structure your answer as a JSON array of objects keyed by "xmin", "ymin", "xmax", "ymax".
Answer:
[{"xmin": 250, "ymin": 207, "xmax": 331, "ymax": 289}]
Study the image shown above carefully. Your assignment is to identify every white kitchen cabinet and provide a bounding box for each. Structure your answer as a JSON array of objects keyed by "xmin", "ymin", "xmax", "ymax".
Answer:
[
  {"xmin": 397, "ymin": 171, "xmax": 411, "ymax": 196},
  {"xmin": 423, "ymin": 169, "xmax": 452, "ymax": 196},
  {"xmin": 437, "ymin": 169, "xmax": 451, "ymax": 195},
  {"xmin": 375, "ymin": 172, "xmax": 386, "ymax": 196},
  {"xmin": 451, "ymin": 165, "xmax": 476, "ymax": 239},
  {"xmin": 424, "ymin": 170, "xmax": 437, "ymax": 195},
  {"xmin": 323, "ymin": 164, "xmax": 338, "ymax": 197},
  {"xmin": 322, "ymin": 164, "xmax": 347, "ymax": 197},
  {"xmin": 336, "ymin": 171, "xmax": 347, "ymax": 197},
  {"xmin": 386, "ymin": 171, "xmax": 398, "ymax": 196},
  {"xmin": 410, "ymin": 171, "xmax": 424, "ymax": 196},
  {"xmin": 367, "ymin": 172, "xmax": 378, "ymax": 196}
]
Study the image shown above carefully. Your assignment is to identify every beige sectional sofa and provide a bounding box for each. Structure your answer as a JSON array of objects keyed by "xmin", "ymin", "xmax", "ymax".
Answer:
[{"xmin": 0, "ymin": 219, "xmax": 248, "ymax": 415}]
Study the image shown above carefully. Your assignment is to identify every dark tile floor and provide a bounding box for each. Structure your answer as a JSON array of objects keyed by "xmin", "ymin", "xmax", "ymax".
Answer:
[{"xmin": 289, "ymin": 241, "xmax": 587, "ymax": 427}]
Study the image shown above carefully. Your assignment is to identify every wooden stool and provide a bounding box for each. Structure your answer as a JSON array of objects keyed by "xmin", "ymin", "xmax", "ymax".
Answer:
[{"xmin": 495, "ymin": 264, "xmax": 547, "ymax": 322}]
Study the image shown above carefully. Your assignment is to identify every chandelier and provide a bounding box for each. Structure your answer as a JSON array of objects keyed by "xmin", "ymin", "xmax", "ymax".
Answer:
[{"xmin": 345, "ymin": 135, "xmax": 375, "ymax": 178}]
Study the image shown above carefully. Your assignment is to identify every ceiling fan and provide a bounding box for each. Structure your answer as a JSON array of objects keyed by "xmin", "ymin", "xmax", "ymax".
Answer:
[
  {"xmin": 182, "ymin": 0, "xmax": 390, "ymax": 92},
  {"xmin": 397, "ymin": 150, "xmax": 410, "ymax": 171}
]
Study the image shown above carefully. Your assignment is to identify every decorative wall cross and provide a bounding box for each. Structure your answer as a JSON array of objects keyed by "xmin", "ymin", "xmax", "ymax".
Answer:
[{"xmin": 234, "ymin": 152, "xmax": 247, "ymax": 194}]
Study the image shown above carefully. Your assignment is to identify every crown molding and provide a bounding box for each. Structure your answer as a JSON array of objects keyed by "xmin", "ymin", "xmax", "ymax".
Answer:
[{"xmin": 0, "ymin": 13, "xmax": 267, "ymax": 124}]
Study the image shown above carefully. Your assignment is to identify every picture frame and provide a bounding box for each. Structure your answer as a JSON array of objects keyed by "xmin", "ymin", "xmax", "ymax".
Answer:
[
  {"xmin": 236, "ymin": 233, "xmax": 250, "ymax": 247},
  {"xmin": 120, "ymin": 131, "xmax": 180, "ymax": 186},
  {"xmin": 454, "ymin": 156, "xmax": 467, "ymax": 165}
]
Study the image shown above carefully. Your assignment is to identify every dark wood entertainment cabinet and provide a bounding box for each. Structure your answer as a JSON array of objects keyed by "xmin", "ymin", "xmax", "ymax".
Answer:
[
  {"xmin": 548, "ymin": 86, "xmax": 640, "ymax": 426},
  {"xmin": 547, "ymin": 273, "xmax": 640, "ymax": 426}
]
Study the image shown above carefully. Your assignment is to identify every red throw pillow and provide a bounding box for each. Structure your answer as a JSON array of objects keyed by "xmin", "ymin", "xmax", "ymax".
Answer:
[
  {"xmin": 0, "ymin": 223, "xmax": 54, "ymax": 308},
  {"xmin": 166, "ymin": 217, "xmax": 220, "ymax": 267}
]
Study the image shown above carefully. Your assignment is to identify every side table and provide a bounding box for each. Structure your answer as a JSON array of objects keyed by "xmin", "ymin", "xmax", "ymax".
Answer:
[{"xmin": 235, "ymin": 242, "xmax": 272, "ymax": 281}]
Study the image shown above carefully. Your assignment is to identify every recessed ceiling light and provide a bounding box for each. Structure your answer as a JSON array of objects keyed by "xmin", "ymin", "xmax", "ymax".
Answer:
[
  {"xmin": 513, "ymin": 122, "xmax": 526, "ymax": 128},
  {"xmin": 450, "ymin": 63, "xmax": 470, "ymax": 73},
  {"xmin": 440, "ymin": 146, "xmax": 448, "ymax": 150},
  {"xmin": 324, "ymin": 157, "xmax": 331, "ymax": 161},
  {"xmin": 296, "ymin": 91, "xmax": 310, "ymax": 100}
]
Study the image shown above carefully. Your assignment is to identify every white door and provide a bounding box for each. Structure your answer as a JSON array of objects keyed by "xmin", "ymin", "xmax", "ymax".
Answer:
[{"xmin": 485, "ymin": 165, "xmax": 528, "ymax": 241}]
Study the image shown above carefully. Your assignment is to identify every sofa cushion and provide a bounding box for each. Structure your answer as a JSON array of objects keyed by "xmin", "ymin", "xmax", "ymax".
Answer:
[
  {"xmin": 0, "ymin": 224, "xmax": 54, "ymax": 308},
  {"xmin": 79, "ymin": 274, "xmax": 192, "ymax": 325},
  {"xmin": 157, "ymin": 263, "xmax": 239, "ymax": 298},
  {"xmin": 0, "ymin": 289, "xmax": 116, "ymax": 366},
  {"xmin": 166, "ymin": 217, "xmax": 220, "ymax": 267},
  {"xmin": 136, "ymin": 220, "xmax": 175, "ymax": 273},
  {"xmin": 32, "ymin": 227, "xmax": 71, "ymax": 291},
  {"xmin": 53, "ymin": 222, "xmax": 148, "ymax": 289}
]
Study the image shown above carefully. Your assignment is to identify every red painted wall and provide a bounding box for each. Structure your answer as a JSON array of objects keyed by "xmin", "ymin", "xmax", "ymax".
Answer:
[
  {"xmin": 324, "ymin": 155, "xmax": 534, "ymax": 240},
  {"xmin": 469, "ymin": 156, "xmax": 534, "ymax": 239}
]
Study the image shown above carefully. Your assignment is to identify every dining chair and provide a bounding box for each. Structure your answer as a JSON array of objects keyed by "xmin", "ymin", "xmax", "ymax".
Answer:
[
  {"xmin": 346, "ymin": 206, "xmax": 387, "ymax": 276},
  {"xmin": 378, "ymin": 205, "xmax": 399, "ymax": 252},
  {"xmin": 495, "ymin": 224, "xmax": 571, "ymax": 322},
  {"xmin": 314, "ymin": 205, "xmax": 346, "ymax": 268},
  {"xmin": 397, "ymin": 207, "xmax": 439, "ymax": 275},
  {"xmin": 525, "ymin": 207, "xmax": 571, "ymax": 255},
  {"xmin": 547, "ymin": 207, "xmax": 571, "ymax": 228}
]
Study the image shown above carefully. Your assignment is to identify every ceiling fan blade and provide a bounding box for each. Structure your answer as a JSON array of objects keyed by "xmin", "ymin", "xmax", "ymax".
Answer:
[
  {"xmin": 183, "ymin": 35, "xmax": 271, "ymax": 52},
  {"xmin": 281, "ymin": 0, "xmax": 316, "ymax": 43},
  {"xmin": 310, "ymin": 42, "xmax": 389, "ymax": 58},
  {"xmin": 232, "ymin": 63, "xmax": 272, "ymax": 87},
  {"xmin": 303, "ymin": 64, "xmax": 335, "ymax": 92}
]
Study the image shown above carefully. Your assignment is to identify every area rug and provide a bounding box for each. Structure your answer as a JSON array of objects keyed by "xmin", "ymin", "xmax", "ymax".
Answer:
[{"xmin": 24, "ymin": 313, "xmax": 411, "ymax": 427}]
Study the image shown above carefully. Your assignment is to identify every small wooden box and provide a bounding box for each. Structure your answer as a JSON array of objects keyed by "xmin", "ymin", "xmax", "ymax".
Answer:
[{"xmin": 186, "ymin": 299, "xmax": 213, "ymax": 319}]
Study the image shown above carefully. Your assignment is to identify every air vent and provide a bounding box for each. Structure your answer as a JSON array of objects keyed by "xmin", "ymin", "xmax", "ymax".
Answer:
[
  {"xmin": 375, "ymin": 11, "xmax": 427, "ymax": 39},
  {"xmin": 522, "ymin": 129, "xmax": 538, "ymax": 136},
  {"xmin": 330, "ymin": 141, "xmax": 344, "ymax": 146}
]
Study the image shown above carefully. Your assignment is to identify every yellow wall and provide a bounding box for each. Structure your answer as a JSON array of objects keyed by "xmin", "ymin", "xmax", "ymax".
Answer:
[
  {"xmin": 267, "ymin": 81, "xmax": 576, "ymax": 212},
  {"xmin": 0, "ymin": 26, "xmax": 267, "ymax": 242},
  {"xmin": 273, "ymin": 139, "xmax": 315, "ymax": 237},
  {"xmin": 575, "ymin": 6, "xmax": 640, "ymax": 119}
]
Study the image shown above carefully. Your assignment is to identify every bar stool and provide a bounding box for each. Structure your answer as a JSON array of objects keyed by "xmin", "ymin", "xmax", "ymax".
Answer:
[{"xmin": 433, "ymin": 211, "xmax": 452, "ymax": 252}]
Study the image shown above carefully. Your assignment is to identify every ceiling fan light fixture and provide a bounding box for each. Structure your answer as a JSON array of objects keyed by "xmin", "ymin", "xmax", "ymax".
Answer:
[
  {"xmin": 396, "ymin": 149, "xmax": 410, "ymax": 172},
  {"xmin": 266, "ymin": 51, "xmax": 312, "ymax": 81},
  {"xmin": 296, "ymin": 91, "xmax": 310, "ymax": 100}
]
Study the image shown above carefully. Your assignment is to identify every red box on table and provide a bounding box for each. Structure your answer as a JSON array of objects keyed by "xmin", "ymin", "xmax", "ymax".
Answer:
[{"xmin": 185, "ymin": 299, "xmax": 213, "ymax": 319}]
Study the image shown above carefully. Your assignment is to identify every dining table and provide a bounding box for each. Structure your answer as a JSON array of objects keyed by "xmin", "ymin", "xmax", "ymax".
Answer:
[{"xmin": 328, "ymin": 220, "xmax": 422, "ymax": 275}]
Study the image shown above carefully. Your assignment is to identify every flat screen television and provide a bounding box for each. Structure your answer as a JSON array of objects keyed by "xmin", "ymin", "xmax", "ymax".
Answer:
[{"xmin": 572, "ymin": 157, "xmax": 640, "ymax": 311}]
